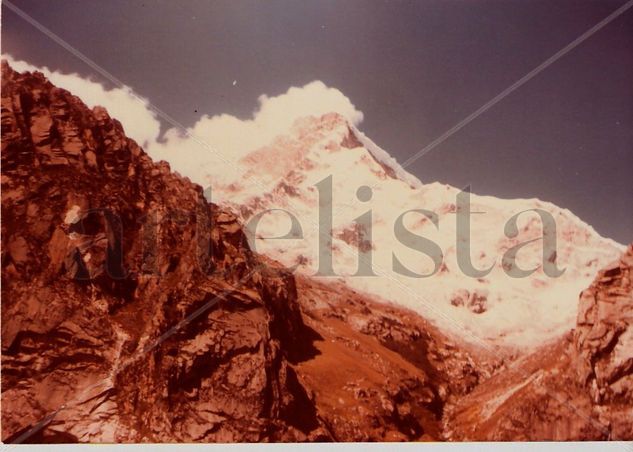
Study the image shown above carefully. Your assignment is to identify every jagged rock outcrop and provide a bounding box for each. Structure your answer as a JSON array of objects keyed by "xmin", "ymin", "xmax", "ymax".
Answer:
[
  {"xmin": 573, "ymin": 244, "xmax": 633, "ymax": 433},
  {"xmin": 0, "ymin": 61, "xmax": 316, "ymax": 442},
  {"xmin": 1, "ymin": 61, "xmax": 493, "ymax": 444},
  {"xmin": 446, "ymin": 246, "xmax": 633, "ymax": 440}
]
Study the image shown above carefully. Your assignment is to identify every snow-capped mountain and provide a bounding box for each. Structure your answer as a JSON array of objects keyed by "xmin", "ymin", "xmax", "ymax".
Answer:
[{"xmin": 165, "ymin": 112, "xmax": 624, "ymax": 350}]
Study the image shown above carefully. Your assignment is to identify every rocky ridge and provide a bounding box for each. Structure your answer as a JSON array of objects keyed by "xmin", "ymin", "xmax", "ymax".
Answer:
[
  {"xmin": 0, "ymin": 61, "xmax": 486, "ymax": 443},
  {"xmin": 446, "ymin": 245, "xmax": 633, "ymax": 440},
  {"xmin": 1, "ymin": 61, "xmax": 313, "ymax": 442},
  {"xmin": 1, "ymin": 61, "xmax": 631, "ymax": 443}
]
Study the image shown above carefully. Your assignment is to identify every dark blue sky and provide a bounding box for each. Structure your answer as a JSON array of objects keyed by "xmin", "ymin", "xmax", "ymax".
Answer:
[{"xmin": 2, "ymin": 0, "xmax": 632, "ymax": 243}]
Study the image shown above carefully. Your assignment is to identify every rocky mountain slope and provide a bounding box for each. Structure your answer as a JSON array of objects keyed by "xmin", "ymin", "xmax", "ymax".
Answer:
[
  {"xmin": 292, "ymin": 274, "xmax": 501, "ymax": 441},
  {"xmin": 1, "ymin": 61, "xmax": 630, "ymax": 443},
  {"xmin": 0, "ymin": 60, "xmax": 318, "ymax": 442},
  {"xmin": 149, "ymin": 109, "xmax": 624, "ymax": 350},
  {"xmin": 446, "ymin": 245, "xmax": 633, "ymax": 440},
  {"xmin": 0, "ymin": 61, "xmax": 490, "ymax": 443}
]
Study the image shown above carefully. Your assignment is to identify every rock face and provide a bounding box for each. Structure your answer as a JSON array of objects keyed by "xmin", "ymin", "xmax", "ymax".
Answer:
[
  {"xmin": 0, "ymin": 61, "xmax": 314, "ymax": 442},
  {"xmin": 574, "ymin": 245, "xmax": 633, "ymax": 431},
  {"xmin": 0, "ymin": 61, "xmax": 493, "ymax": 444},
  {"xmin": 446, "ymin": 246, "xmax": 633, "ymax": 441},
  {"xmin": 2, "ymin": 61, "xmax": 631, "ymax": 443},
  {"xmin": 293, "ymin": 276, "xmax": 498, "ymax": 441}
]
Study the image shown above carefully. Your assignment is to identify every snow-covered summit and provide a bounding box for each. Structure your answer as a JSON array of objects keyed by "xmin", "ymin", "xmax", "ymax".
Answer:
[{"xmin": 190, "ymin": 113, "xmax": 625, "ymax": 350}]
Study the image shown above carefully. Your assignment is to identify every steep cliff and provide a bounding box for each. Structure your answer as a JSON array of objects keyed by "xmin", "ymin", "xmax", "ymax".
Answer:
[
  {"xmin": 0, "ymin": 61, "xmax": 486, "ymax": 443},
  {"xmin": 0, "ymin": 61, "xmax": 316, "ymax": 442},
  {"xmin": 446, "ymin": 245, "xmax": 633, "ymax": 440}
]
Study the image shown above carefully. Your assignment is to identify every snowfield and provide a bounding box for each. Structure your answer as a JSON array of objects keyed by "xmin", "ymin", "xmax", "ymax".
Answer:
[{"xmin": 152, "ymin": 112, "xmax": 624, "ymax": 351}]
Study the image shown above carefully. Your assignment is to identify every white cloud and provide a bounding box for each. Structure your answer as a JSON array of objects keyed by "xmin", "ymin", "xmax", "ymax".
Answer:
[
  {"xmin": 3, "ymin": 54, "xmax": 161, "ymax": 148},
  {"xmin": 4, "ymin": 56, "xmax": 364, "ymax": 188},
  {"xmin": 147, "ymin": 80, "xmax": 364, "ymax": 186}
]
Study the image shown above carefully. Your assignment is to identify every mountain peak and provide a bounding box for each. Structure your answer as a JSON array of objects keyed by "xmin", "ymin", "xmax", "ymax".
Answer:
[
  {"xmin": 3, "ymin": 58, "xmax": 631, "ymax": 444},
  {"xmin": 207, "ymin": 107, "xmax": 623, "ymax": 350},
  {"xmin": 291, "ymin": 112, "xmax": 423, "ymax": 188},
  {"xmin": 292, "ymin": 111, "xmax": 351, "ymax": 134}
]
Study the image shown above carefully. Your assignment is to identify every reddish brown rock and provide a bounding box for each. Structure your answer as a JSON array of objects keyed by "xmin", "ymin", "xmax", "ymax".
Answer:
[
  {"xmin": 573, "ymin": 245, "xmax": 633, "ymax": 435},
  {"xmin": 2, "ymin": 60, "xmax": 630, "ymax": 444},
  {"xmin": 0, "ymin": 61, "xmax": 315, "ymax": 443},
  {"xmin": 2, "ymin": 60, "xmax": 493, "ymax": 444},
  {"xmin": 449, "ymin": 288, "xmax": 488, "ymax": 314},
  {"xmin": 292, "ymin": 276, "xmax": 498, "ymax": 441},
  {"xmin": 335, "ymin": 223, "xmax": 374, "ymax": 253},
  {"xmin": 446, "ymin": 246, "xmax": 633, "ymax": 441}
]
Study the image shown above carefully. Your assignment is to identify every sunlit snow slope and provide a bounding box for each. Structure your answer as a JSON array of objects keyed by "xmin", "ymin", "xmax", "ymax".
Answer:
[{"xmin": 152, "ymin": 113, "xmax": 624, "ymax": 350}]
